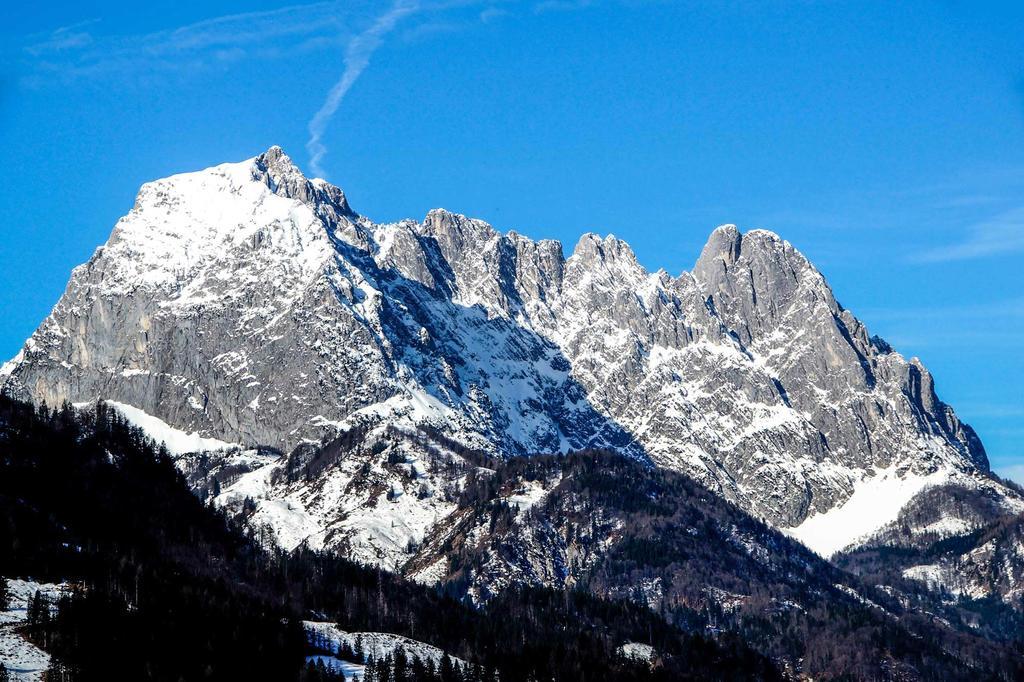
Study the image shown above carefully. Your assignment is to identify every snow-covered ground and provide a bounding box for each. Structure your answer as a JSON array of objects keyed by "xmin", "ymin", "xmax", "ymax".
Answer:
[
  {"xmin": 102, "ymin": 400, "xmax": 239, "ymax": 455},
  {"xmin": 84, "ymin": 399, "xmax": 469, "ymax": 571},
  {"xmin": 618, "ymin": 641, "xmax": 655, "ymax": 662},
  {"xmin": 306, "ymin": 655, "xmax": 365, "ymax": 681},
  {"xmin": 505, "ymin": 476, "xmax": 559, "ymax": 513},
  {"xmin": 304, "ymin": 621, "xmax": 469, "ymax": 671},
  {"xmin": 0, "ymin": 579, "xmax": 68, "ymax": 681},
  {"xmin": 784, "ymin": 466, "xmax": 949, "ymax": 557}
]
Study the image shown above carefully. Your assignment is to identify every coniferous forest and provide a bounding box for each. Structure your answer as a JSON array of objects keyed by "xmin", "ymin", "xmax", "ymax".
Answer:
[
  {"xmin": 0, "ymin": 395, "xmax": 779, "ymax": 681},
  {"xmin": 4, "ymin": 395, "xmax": 1024, "ymax": 681}
]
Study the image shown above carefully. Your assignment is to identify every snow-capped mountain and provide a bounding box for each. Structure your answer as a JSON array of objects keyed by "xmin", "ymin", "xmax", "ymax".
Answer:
[{"xmin": 2, "ymin": 146, "xmax": 1017, "ymax": 568}]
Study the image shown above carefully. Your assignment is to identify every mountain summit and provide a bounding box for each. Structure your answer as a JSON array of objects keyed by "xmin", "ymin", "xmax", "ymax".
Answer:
[{"xmin": 2, "ymin": 147, "xmax": 1017, "ymax": 566}]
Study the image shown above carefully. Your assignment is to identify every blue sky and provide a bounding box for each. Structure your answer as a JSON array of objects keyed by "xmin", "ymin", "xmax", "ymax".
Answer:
[{"xmin": 1, "ymin": 1, "xmax": 1022, "ymax": 478}]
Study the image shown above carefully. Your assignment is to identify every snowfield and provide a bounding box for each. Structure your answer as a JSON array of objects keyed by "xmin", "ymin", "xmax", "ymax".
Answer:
[
  {"xmin": 306, "ymin": 655, "xmax": 365, "ymax": 681},
  {"xmin": 304, "ymin": 621, "xmax": 469, "ymax": 672},
  {"xmin": 784, "ymin": 465, "xmax": 950, "ymax": 557},
  {"xmin": 618, "ymin": 641, "xmax": 656, "ymax": 662},
  {"xmin": 0, "ymin": 579, "xmax": 69, "ymax": 681},
  {"xmin": 101, "ymin": 400, "xmax": 239, "ymax": 456}
]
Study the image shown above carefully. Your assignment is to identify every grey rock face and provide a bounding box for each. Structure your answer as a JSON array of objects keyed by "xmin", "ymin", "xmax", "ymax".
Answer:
[{"xmin": 1, "ymin": 147, "xmax": 1013, "ymax": 558}]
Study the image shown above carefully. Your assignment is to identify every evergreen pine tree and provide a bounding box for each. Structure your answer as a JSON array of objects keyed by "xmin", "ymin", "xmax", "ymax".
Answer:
[
  {"xmin": 299, "ymin": 661, "xmax": 318, "ymax": 682},
  {"xmin": 44, "ymin": 656, "xmax": 66, "ymax": 682},
  {"xmin": 393, "ymin": 646, "xmax": 408, "ymax": 682},
  {"xmin": 0, "ymin": 579, "xmax": 9, "ymax": 612},
  {"xmin": 27, "ymin": 590, "xmax": 47, "ymax": 643},
  {"xmin": 27, "ymin": 590, "xmax": 40, "ymax": 626},
  {"xmin": 410, "ymin": 654, "xmax": 427, "ymax": 682},
  {"xmin": 355, "ymin": 634, "xmax": 365, "ymax": 662},
  {"xmin": 376, "ymin": 655, "xmax": 391, "ymax": 682},
  {"xmin": 439, "ymin": 655, "xmax": 458, "ymax": 682}
]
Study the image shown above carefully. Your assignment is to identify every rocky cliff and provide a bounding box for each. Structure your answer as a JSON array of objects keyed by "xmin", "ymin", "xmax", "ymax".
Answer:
[{"xmin": 2, "ymin": 147, "xmax": 1016, "ymax": 565}]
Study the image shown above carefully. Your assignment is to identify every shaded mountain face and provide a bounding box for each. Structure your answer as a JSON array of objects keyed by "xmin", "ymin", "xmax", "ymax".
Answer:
[
  {"xmin": 1, "ymin": 147, "xmax": 1016, "ymax": 563},
  {"xmin": 399, "ymin": 451, "xmax": 1024, "ymax": 680}
]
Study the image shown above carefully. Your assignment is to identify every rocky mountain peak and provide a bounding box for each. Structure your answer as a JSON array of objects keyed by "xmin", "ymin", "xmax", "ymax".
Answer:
[
  {"xmin": 696, "ymin": 223, "xmax": 743, "ymax": 268},
  {"xmin": 2, "ymin": 147, "xmax": 1015, "ymax": 566},
  {"xmin": 419, "ymin": 208, "xmax": 498, "ymax": 246},
  {"xmin": 567, "ymin": 233, "xmax": 645, "ymax": 291},
  {"xmin": 571, "ymin": 232, "xmax": 636, "ymax": 262},
  {"xmin": 692, "ymin": 224, "xmax": 804, "ymax": 284},
  {"xmin": 252, "ymin": 145, "xmax": 354, "ymax": 218},
  {"xmin": 690, "ymin": 224, "xmax": 836, "ymax": 344},
  {"xmin": 257, "ymin": 144, "xmax": 299, "ymax": 174}
]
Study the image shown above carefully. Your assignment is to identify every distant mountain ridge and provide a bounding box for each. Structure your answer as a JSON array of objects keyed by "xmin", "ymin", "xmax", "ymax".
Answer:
[{"xmin": 2, "ymin": 146, "xmax": 1018, "ymax": 572}]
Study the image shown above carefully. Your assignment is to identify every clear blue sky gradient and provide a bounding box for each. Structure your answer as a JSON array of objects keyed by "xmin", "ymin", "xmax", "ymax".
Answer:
[{"xmin": 2, "ymin": 1, "xmax": 1022, "ymax": 477}]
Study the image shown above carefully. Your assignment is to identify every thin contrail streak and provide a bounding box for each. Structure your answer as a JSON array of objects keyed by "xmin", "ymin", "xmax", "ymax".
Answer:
[{"xmin": 306, "ymin": 0, "xmax": 420, "ymax": 178}]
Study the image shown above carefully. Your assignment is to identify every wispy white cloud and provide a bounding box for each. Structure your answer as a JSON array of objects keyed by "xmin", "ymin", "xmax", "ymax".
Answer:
[
  {"xmin": 19, "ymin": 0, "xmax": 619, "ymax": 177},
  {"xmin": 306, "ymin": 0, "xmax": 421, "ymax": 179},
  {"xmin": 932, "ymin": 194, "xmax": 1003, "ymax": 209},
  {"xmin": 401, "ymin": 20, "xmax": 464, "ymax": 43},
  {"xmin": 480, "ymin": 7, "xmax": 511, "ymax": 22},
  {"xmin": 156, "ymin": 2, "xmax": 343, "ymax": 53},
  {"xmin": 881, "ymin": 331, "xmax": 1024, "ymax": 352},
  {"xmin": 24, "ymin": 20, "xmax": 98, "ymax": 56},
  {"xmin": 855, "ymin": 298, "xmax": 1024, "ymax": 353},
  {"xmin": 21, "ymin": 2, "xmax": 356, "ymax": 80},
  {"xmin": 912, "ymin": 207, "xmax": 1024, "ymax": 263},
  {"xmin": 957, "ymin": 404, "xmax": 1024, "ymax": 419},
  {"xmin": 533, "ymin": 0, "xmax": 593, "ymax": 13}
]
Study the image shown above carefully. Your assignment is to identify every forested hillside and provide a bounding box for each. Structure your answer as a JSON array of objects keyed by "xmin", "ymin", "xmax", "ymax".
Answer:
[
  {"xmin": 410, "ymin": 452, "xmax": 1024, "ymax": 680},
  {"xmin": 0, "ymin": 396, "xmax": 778, "ymax": 681}
]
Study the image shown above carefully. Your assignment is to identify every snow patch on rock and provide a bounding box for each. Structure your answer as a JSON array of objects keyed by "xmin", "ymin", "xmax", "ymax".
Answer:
[
  {"xmin": 103, "ymin": 400, "xmax": 239, "ymax": 456},
  {"xmin": 785, "ymin": 466, "xmax": 949, "ymax": 557}
]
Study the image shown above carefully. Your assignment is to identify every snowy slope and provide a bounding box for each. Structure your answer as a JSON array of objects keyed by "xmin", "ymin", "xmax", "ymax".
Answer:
[
  {"xmin": 836, "ymin": 483, "xmax": 1024, "ymax": 606},
  {"xmin": 83, "ymin": 400, "xmax": 239, "ymax": 456},
  {"xmin": 618, "ymin": 642, "xmax": 656, "ymax": 663},
  {"xmin": 0, "ymin": 579, "xmax": 68, "ymax": 681},
  {"xmin": 304, "ymin": 621, "xmax": 470, "ymax": 669},
  {"xmin": 306, "ymin": 655, "xmax": 364, "ymax": 681},
  {"xmin": 784, "ymin": 466, "xmax": 951, "ymax": 556}
]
